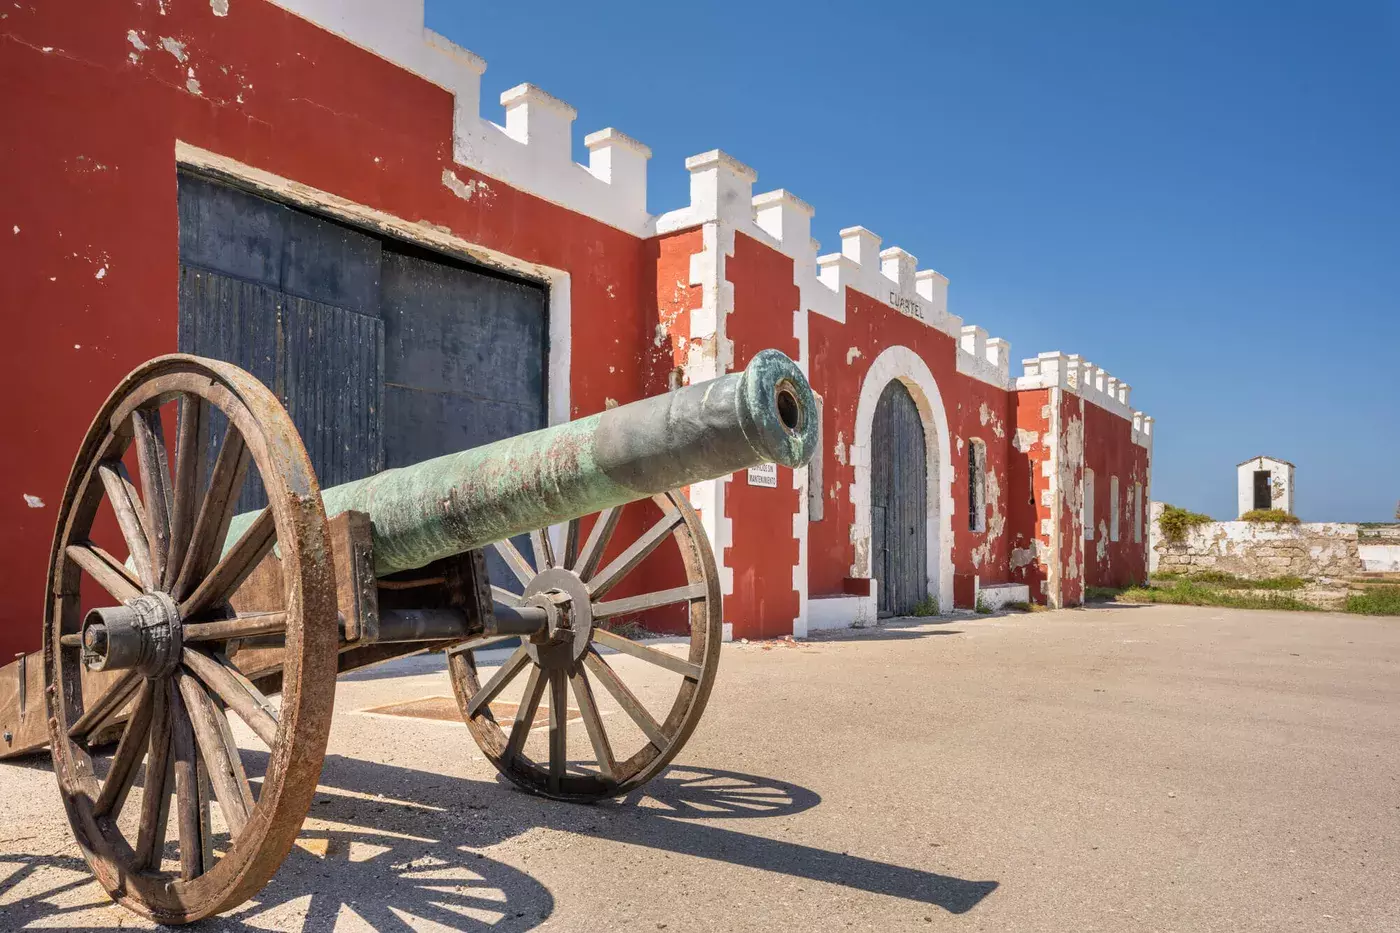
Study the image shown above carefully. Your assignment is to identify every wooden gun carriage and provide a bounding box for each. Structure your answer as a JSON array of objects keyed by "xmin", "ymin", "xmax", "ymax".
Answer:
[{"xmin": 0, "ymin": 348, "xmax": 816, "ymax": 923}]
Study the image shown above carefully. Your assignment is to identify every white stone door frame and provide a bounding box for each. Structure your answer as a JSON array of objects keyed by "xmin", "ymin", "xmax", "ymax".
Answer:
[{"xmin": 848, "ymin": 345, "xmax": 954, "ymax": 612}]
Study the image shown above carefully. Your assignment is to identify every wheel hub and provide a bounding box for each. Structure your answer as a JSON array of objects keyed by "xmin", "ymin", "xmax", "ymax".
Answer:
[
  {"xmin": 80, "ymin": 592, "xmax": 183, "ymax": 677},
  {"xmin": 522, "ymin": 567, "xmax": 594, "ymax": 669}
]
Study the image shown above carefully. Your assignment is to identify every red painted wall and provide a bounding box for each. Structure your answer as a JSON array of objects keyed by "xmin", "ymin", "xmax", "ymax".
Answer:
[
  {"xmin": 1007, "ymin": 389, "xmax": 1053, "ymax": 603},
  {"xmin": 1083, "ymin": 399, "xmax": 1150, "ymax": 589},
  {"xmin": 0, "ymin": 0, "xmax": 657, "ymax": 657},
  {"xmin": 723, "ymin": 232, "xmax": 801, "ymax": 638}
]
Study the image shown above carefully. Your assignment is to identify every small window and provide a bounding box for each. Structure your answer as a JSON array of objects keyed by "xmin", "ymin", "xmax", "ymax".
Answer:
[
  {"xmin": 808, "ymin": 393, "xmax": 825, "ymax": 522},
  {"xmin": 1133, "ymin": 483, "xmax": 1143, "ymax": 543},
  {"xmin": 967, "ymin": 440, "xmax": 987, "ymax": 533},
  {"xmin": 1083, "ymin": 469, "xmax": 1095, "ymax": 540},
  {"xmin": 1110, "ymin": 476, "xmax": 1120, "ymax": 542}
]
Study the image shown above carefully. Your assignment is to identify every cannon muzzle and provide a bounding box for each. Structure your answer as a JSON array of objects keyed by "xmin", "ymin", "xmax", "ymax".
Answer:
[{"xmin": 315, "ymin": 349, "xmax": 816, "ymax": 576}]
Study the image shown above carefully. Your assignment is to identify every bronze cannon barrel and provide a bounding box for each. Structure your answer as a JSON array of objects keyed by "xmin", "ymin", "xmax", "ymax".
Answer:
[{"xmin": 310, "ymin": 349, "xmax": 816, "ymax": 576}]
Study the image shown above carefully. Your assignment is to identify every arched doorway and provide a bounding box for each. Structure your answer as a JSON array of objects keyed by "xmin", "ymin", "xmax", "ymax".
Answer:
[{"xmin": 871, "ymin": 380, "xmax": 928, "ymax": 615}]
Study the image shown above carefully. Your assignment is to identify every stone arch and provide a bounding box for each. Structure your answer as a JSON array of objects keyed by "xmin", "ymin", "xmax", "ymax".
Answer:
[{"xmin": 849, "ymin": 345, "xmax": 954, "ymax": 612}]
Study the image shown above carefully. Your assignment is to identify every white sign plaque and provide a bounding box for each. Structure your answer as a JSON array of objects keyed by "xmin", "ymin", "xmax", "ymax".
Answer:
[{"xmin": 746, "ymin": 463, "xmax": 778, "ymax": 488}]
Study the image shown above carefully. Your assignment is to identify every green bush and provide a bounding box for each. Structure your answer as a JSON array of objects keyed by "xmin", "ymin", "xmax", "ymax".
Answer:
[
  {"xmin": 1240, "ymin": 508, "xmax": 1300, "ymax": 524},
  {"xmin": 911, "ymin": 596, "xmax": 939, "ymax": 617},
  {"xmin": 1345, "ymin": 586, "xmax": 1400, "ymax": 616},
  {"xmin": 1119, "ymin": 579, "xmax": 1319, "ymax": 612},
  {"xmin": 1157, "ymin": 504, "xmax": 1213, "ymax": 544}
]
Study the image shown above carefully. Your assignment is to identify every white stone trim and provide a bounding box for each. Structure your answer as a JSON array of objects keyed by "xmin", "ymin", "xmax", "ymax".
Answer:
[
  {"xmin": 848, "ymin": 346, "xmax": 955, "ymax": 613},
  {"xmin": 978, "ymin": 582, "xmax": 1029, "ymax": 611},
  {"xmin": 683, "ymin": 222, "xmax": 735, "ymax": 600},
  {"xmin": 806, "ymin": 592, "xmax": 877, "ymax": 631},
  {"xmin": 174, "ymin": 141, "xmax": 573, "ymax": 427}
]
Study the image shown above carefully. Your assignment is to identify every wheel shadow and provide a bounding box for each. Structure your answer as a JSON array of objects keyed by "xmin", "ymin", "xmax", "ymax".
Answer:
[{"xmin": 0, "ymin": 760, "xmax": 998, "ymax": 929}]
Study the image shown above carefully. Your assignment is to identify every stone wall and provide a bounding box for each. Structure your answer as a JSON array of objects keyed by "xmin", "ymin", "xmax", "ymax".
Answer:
[{"xmin": 1150, "ymin": 512, "xmax": 1361, "ymax": 579}]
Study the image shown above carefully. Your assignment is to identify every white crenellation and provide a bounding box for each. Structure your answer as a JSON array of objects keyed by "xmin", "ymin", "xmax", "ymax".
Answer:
[
  {"xmin": 1020, "ymin": 352, "xmax": 1148, "ymax": 430},
  {"xmin": 584, "ymin": 128, "xmax": 651, "ymax": 208}
]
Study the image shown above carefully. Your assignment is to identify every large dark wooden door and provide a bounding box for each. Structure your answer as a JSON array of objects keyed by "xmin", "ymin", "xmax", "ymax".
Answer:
[
  {"xmin": 177, "ymin": 173, "xmax": 548, "ymax": 582},
  {"xmin": 871, "ymin": 381, "xmax": 927, "ymax": 616}
]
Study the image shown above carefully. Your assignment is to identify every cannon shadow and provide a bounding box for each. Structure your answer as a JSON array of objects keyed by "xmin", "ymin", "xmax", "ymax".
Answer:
[{"xmin": 0, "ymin": 758, "xmax": 997, "ymax": 929}]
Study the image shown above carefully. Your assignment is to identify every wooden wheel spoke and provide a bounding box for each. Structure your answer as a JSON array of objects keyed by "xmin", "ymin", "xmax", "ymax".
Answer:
[
  {"xmin": 582, "ymin": 649, "xmax": 666, "ymax": 746},
  {"xmin": 492, "ymin": 538, "xmax": 536, "ymax": 589},
  {"xmin": 174, "ymin": 428, "xmax": 250, "ymax": 603},
  {"xmin": 593, "ymin": 582, "xmax": 708, "ymax": 620},
  {"xmin": 592, "ymin": 628, "xmax": 703, "ymax": 680},
  {"xmin": 465, "ymin": 646, "xmax": 532, "ymax": 718},
  {"xmin": 490, "ymin": 585, "xmax": 523, "ymax": 607},
  {"xmin": 530, "ymin": 528, "xmax": 555, "ymax": 572},
  {"xmin": 180, "ymin": 507, "xmax": 275, "ymax": 619},
  {"xmin": 65, "ymin": 543, "xmax": 142, "ymax": 605},
  {"xmin": 570, "ymin": 668, "xmax": 616, "ymax": 782},
  {"xmin": 574, "ymin": 506, "xmax": 621, "ymax": 582},
  {"xmin": 167, "ymin": 679, "xmax": 204, "ymax": 880},
  {"xmin": 132, "ymin": 407, "xmax": 174, "ymax": 585},
  {"xmin": 133, "ymin": 685, "xmax": 173, "ymax": 870},
  {"xmin": 183, "ymin": 611, "xmax": 288, "ymax": 644},
  {"xmin": 93, "ymin": 680, "xmax": 157, "ymax": 818},
  {"xmin": 504, "ymin": 666, "xmax": 545, "ymax": 763},
  {"xmin": 176, "ymin": 669, "xmax": 252, "ymax": 837},
  {"xmin": 547, "ymin": 669, "xmax": 567, "ymax": 794},
  {"xmin": 183, "ymin": 648, "xmax": 279, "ymax": 748},
  {"xmin": 67, "ymin": 669, "xmax": 142, "ymax": 740},
  {"xmin": 98, "ymin": 462, "xmax": 156, "ymax": 591},
  {"xmin": 587, "ymin": 509, "xmax": 683, "ymax": 599},
  {"xmin": 562, "ymin": 519, "xmax": 581, "ymax": 571},
  {"xmin": 165, "ymin": 395, "xmax": 209, "ymax": 591}
]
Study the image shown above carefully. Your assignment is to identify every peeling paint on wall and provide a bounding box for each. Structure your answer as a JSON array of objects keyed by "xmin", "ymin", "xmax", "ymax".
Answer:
[
  {"xmin": 210, "ymin": 0, "xmax": 230, "ymax": 16},
  {"xmin": 442, "ymin": 168, "xmax": 492, "ymax": 202},
  {"xmin": 159, "ymin": 36, "xmax": 187, "ymax": 62},
  {"xmin": 22, "ymin": 494, "xmax": 45, "ymax": 509}
]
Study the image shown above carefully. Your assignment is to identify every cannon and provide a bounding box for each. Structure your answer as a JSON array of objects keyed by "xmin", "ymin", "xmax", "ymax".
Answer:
[{"xmin": 0, "ymin": 348, "xmax": 816, "ymax": 923}]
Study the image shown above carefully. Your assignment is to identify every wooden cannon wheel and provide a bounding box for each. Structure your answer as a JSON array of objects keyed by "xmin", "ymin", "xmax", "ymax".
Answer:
[
  {"xmin": 42, "ymin": 355, "xmax": 338, "ymax": 924},
  {"xmin": 450, "ymin": 490, "xmax": 723, "ymax": 802}
]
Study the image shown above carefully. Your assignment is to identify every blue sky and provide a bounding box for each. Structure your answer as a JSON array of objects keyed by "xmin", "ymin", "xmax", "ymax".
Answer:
[{"xmin": 427, "ymin": 1, "xmax": 1399, "ymax": 522}]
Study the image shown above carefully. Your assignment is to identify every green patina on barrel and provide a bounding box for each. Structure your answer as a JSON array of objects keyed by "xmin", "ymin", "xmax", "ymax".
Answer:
[{"xmin": 233, "ymin": 349, "xmax": 817, "ymax": 577}]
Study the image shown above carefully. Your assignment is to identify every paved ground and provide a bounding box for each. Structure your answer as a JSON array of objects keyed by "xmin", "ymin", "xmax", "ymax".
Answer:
[{"xmin": 1, "ymin": 603, "xmax": 1397, "ymax": 932}]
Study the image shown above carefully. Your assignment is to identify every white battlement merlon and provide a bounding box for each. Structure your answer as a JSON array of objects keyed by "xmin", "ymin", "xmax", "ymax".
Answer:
[
  {"xmin": 500, "ymin": 84, "xmax": 576, "ymax": 160},
  {"xmin": 753, "ymin": 190, "xmax": 815, "ymax": 250},
  {"xmin": 1133, "ymin": 412, "xmax": 1143, "ymax": 432},
  {"xmin": 685, "ymin": 150, "xmax": 758, "ymax": 226},
  {"xmin": 816, "ymin": 252, "xmax": 858, "ymax": 292},
  {"xmin": 914, "ymin": 269, "xmax": 948, "ymax": 317},
  {"xmin": 1094, "ymin": 369, "xmax": 1108, "ymax": 393},
  {"xmin": 840, "ymin": 227, "xmax": 882, "ymax": 267},
  {"xmin": 1104, "ymin": 375, "xmax": 1119, "ymax": 400},
  {"xmin": 1064, "ymin": 353, "xmax": 1084, "ymax": 388},
  {"xmin": 960, "ymin": 325, "xmax": 988, "ymax": 360},
  {"xmin": 986, "ymin": 337, "xmax": 1010, "ymax": 376},
  {"xmin": 880, "ymin": 247, "xmax": 918, "ymax": 291},
  {"xmin": 1116, "ymin": 382, "xmax": 1131, "ymax": 406},
  {"xmin": 584, "ymin": 128, "xmax": 651, "ymax": 209},
  {"xmin": 1080, "ymin": 361, "xmax": 1099, "ymax": 396},
  {"xmin": 1021, "ymin": 357, "xmax": 1043, "ymax": 379},
  {"xmin": 1143, "ymin": 415, "xmax": 1153, "ymax": 435}
]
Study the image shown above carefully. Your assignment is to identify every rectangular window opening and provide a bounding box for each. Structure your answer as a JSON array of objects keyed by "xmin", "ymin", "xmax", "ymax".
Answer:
[
  {"xmin": 968, "ymin": 440, "xmax": 987, "ymax": 533},
  {"xmin": 1083, "ymin": 469, "xmax": 1095, "ymax": 540},
  {"xmin": 1110, "ymin": 476, "xmax": 1120, "ymax": 542}
]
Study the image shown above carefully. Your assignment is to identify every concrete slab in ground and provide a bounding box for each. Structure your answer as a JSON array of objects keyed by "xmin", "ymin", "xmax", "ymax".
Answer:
[{"xmin": 1, "ymin": 603, "xmax": 1397, "ymax": 932}]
